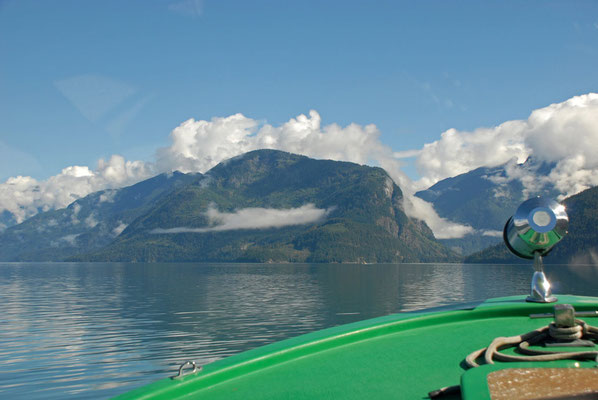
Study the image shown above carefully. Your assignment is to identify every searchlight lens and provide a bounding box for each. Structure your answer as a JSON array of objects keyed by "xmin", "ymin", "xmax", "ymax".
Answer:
[
  {"xmin": 503, "ymin": 197, "xmax": 568, "ymax": 259},
  {"xmin": 532, "ymin": 210, "xmax": 551, "ymax": 227}
]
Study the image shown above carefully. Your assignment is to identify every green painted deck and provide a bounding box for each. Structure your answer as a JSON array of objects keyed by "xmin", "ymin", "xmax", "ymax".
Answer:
[{"xmin": 114, "ymin": 295, "xmax": 598, "ymax": 399}]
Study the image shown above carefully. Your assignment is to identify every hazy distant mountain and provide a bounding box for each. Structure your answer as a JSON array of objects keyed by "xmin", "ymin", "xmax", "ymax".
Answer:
[
  {"xmin": 73, "ymin": 150, "xmax": 456, "ymax": 263},
  {"xmin": 465, "ymin": 185, "xmax": 598, "ymax": 264},
  {"xmin": 415, "ymin": 158, "xmax": 558, "ymax": 255},
  {"xmin": 0, "ymin": 171, "xmax": 199, "ymax": 261},
  {"xmin": 0, "ymin": 210, "xmax": 18, "ymax": 231}
]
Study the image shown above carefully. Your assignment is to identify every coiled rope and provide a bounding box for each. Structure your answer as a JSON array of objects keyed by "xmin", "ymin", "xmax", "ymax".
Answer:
[
  {"xmin": 465, "ymin": 319, "xmax": 598, "ymax": 368},
  {"xmin": 429, "ymin": 318, "xmax": 598, "ymax": 398}
]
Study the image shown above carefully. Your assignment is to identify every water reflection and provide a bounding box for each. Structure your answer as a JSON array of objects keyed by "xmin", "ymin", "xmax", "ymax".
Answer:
[{"xmin": 0, "ymin": 262, "xmax": 597, "ymax": 399}]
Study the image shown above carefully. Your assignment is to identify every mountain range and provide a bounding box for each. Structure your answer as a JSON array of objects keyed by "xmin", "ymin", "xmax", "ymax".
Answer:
[
  {"xmin": 415, "ymin": 158, "xmax": 559, "ymax": 254},
  {"xmin": 0, "ymin": 150, "xmax": 455, "ymax": 263},
  {"xmin": 0, "ymin": 172, "xmax": 198, "ymax": 261},
  {"xmin": 1, "ymin": 150, "xmax": 596, "ymax": 264},
  {"xmin": 465, "ymin": 185, "xmax": 598, "ymax": 264}
]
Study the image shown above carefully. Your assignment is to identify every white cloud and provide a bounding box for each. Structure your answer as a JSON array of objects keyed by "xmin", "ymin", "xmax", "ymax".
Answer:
[
  {"xmin": 85, "ymin": 213, "xmax": 98, "ymax": 228},
  {"xmin": 156, "ymin": 110, "xmax": 414, "ymax": 192},
  {"xmin": 154, "ymin": 110, "xmax": 469, "ymax": 238},
  {"xmin": 0, "ymin": 155, "xmax": 153, "ymax": 224},
  {"xmin": 0, "ymin": 110, "xmax": 471, "ymax": 239},
  {"xmin": 393, "ymin": 149, "xmax": 422, "ymax": 159},
  {"xmin": 485, "ymin": 158, "xmax": 553, "ymax": 199},
  {"xmin": 112, "ymin": 221, "xmax": 128, "ymax": 237},
  {"xmin": 71, "ymin": 203, "xmax": 81, "ymax": 225},
  {"xmin": 403, "ymin": 195, "xmax": 474, "ymax": 239},
  {"xmin": 492, "ymin": 185, "xmax": 510, "ymax": 199},
  {"xmin": 151, "ymin": 204, "xmax": 332, "ymax": 234},
  {"xmin": 158, "ymin": 111, "xmax": 387, "ymax": 173},
  {"xmin": 99, "ymin": 190, "xmax": 117, "ymax": 203},
  {"xmin": 481, "ymin": 230, "xmax": 502, "ymax": 238},
  {"xmin": 60, "ymin": 234, "xmax": 79, "ymax": 246},
  {"xmin": 415, "ymin": 93, "xmax": 598, "ymax": 199},
  {"xmin": 525, "ymin": 94, "xmax": 598, "ymax": 165},
  {"xmin": 549, "ymin": 156, "xmax": 598, "ymax": 200},
  {"xmin": 156, "ymin": 113, "xmax": 259, "ymax": 174},
  {"xmin": 6, "ymin": 93, "xmax": 597, "ymax": 239},
  {"xmin": 415, "ymin": 122, "xmax": 529, "ymax": 190}
]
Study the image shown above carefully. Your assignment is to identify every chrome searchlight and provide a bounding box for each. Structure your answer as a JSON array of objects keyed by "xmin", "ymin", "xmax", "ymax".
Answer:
[{"xmin": 503, "ymin": 197, "xmax": 568, "ymax": 303}]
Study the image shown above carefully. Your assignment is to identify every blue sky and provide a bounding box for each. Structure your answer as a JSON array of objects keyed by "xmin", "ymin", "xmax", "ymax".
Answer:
[{"xmin": 1, "ymin": 0, "xmax": 597, "ymax": 183}]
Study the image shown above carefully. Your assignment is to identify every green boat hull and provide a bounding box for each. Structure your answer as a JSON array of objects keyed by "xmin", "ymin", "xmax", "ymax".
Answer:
[{"xmin": 114, "ymin": 295, "xmax": 598, "ymax": 399}]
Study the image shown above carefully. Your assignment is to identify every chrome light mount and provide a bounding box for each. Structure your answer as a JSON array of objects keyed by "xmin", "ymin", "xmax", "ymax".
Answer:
[
  {"xmin": 528, "ymin": 251, "xmax": 555, "ymax": 303},
  {"xmin": 503, "ymin": 197, "xmax": 569, "ymax": 303}
]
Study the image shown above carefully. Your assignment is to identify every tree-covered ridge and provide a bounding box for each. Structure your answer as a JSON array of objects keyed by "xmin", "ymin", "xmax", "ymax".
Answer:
[{"xmin": 74, "ymin": 150, "xmax": 456, "ymax": 263}]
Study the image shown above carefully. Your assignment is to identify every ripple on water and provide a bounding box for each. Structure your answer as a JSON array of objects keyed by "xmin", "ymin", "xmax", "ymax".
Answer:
[{"xmin": 1, "ymin": 262, "xmax": 595, "ymax": 399}]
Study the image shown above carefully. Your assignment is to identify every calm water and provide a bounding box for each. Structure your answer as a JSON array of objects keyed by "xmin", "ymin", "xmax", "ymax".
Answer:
[{"xmin": 2, "ymin": 262, "xmax": 598, "ymax": 399}]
